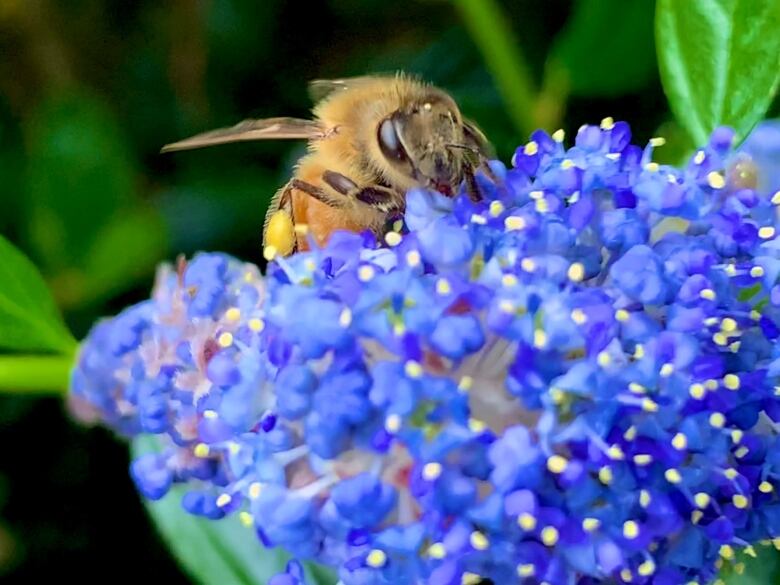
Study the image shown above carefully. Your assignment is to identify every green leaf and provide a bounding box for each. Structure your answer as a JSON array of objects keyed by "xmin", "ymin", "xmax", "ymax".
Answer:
[
  {"xmin": 0, "ymin": 234, "xmax": 75, "ymax": 353},
  {"xmin": 132, "ymin": 436, "xmax": 336, "ymax": 585},
  {"xmin": 24, "ymin": 91, "xmax": 137, "ymax": 272},
  {"xmin": 656, "ymin": 0, "xmax": 780, "ymax": 145},
  {"xmin": 54, "ymin": 207, "xmax": 168, "ymax": 310},
  {"xmin": 721, "ymin": 546, "xmax": 780, "ymax": 584},
  {"xmin": 553, "ymin": 0, "xmax": 657, "ymax": 96}
]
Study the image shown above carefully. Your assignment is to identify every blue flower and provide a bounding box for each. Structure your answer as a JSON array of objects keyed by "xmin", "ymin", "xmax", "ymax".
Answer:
[{"xmin": 71, "ymin": 121, "xmax": 780, "ymax": 584}]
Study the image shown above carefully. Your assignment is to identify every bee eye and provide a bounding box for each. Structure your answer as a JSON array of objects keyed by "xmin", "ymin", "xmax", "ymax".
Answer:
[{"xmin": 378, "ymin": 118, "xmax": 406, "ymax": 161}]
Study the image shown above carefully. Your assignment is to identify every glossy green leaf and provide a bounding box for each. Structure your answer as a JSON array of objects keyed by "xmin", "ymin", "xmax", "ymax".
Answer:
[
  {"xmin": 132, "ymin": 436, "xmax": 336, "ymax": 585},
  {"xmin": 553, "ymin": 0, "xmax": 657, "ymax": 96},
  {"xmin": 656, "ymin": 0, "xmax": 780, "ymax": 145},
  {"xmin": 0, "ymin": 234, "xmax": 75, "ymax": 353}
]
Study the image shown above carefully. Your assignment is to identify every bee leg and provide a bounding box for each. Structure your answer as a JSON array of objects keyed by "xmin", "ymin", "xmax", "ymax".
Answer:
[
  {"xmin": 291, "ymin": 178, "xmax": 348, "ymax": 209},
  {"xmin": 463, "ymin": 165, "xmax": 483, "ymax": 202},
  {"xmin": 321, "ymin": 170, "xmax": 405, "ymax": 214}
]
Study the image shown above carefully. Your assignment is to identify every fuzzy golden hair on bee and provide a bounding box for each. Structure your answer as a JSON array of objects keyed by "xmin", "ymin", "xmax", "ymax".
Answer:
[{"xmin": 162, "ymin": 74, "xmax": 493, "ymax": 259}]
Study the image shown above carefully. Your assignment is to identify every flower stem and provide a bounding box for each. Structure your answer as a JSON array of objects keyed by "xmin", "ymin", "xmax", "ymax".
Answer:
[
  {"xmin": 0, "ymin": 354, "xmax": 73, "ymax": 395},
  {"xmin": 454, "ymin": 0, "xmax": 538, "ymax": 137}
]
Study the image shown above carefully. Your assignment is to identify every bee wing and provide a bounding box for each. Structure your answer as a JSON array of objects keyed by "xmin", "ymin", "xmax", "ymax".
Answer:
[
  {"xmin": 161, "ymin": 117, "xmax": 326, "ymax": 152},
  {"xmin": 308, "ymin": 76, "xmax": 383, "ymax": 102}
]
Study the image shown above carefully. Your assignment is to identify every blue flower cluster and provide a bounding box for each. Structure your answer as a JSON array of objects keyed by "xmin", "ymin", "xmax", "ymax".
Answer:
[{"xmin": 71, "ymin": 120, "xmax": 780, "ymax": 584}]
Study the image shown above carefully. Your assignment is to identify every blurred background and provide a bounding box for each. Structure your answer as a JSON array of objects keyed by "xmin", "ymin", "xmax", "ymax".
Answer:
[{"xmin": 0, "ymin": 0, "xmax": 776, "ymax": 582}]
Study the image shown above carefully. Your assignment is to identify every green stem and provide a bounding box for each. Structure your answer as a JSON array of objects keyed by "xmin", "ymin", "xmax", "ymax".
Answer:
[
  {"xmin": 0, "ymin": 354, "xmax": 74, "ymax": 394},
  {"xmin": 454, "ymin": 0, "xmax": 538, "ymax": 137}
]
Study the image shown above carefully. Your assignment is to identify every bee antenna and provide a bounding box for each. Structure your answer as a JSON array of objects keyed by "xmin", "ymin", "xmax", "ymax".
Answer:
[{"xmin": 445, "ymin": 143, "xmax": 479, "ymax": 153}]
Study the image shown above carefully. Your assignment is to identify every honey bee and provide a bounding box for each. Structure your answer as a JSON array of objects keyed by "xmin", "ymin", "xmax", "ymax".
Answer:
[{"xmin": 162, "ymin": 74, "xmax": 493, "ymax": 257}]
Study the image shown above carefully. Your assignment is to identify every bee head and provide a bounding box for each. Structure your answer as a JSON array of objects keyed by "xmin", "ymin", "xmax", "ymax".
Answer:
[{"xmin": 377, "ymin": 91, "xmax": 479, "ymax": 195}]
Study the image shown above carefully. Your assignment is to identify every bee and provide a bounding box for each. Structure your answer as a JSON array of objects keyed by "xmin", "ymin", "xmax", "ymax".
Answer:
[{"xmin": 162, "ymin": 74, "xmax": 493, "ymax": 258}]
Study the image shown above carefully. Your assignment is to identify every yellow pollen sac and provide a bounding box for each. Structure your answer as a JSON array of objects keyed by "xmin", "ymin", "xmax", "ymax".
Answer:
[
  {"xmin": 699, "ymin": 288, "xmax": 716, "ymax": 300},
  {"xmin": 723, "ymin": 374, "xmax": 740, "ymax": 390},
  {"xmin": 665, "ymin": 468, "xmax": 682, "ymax": 484},
  {"xmin": 709, "ymin": 412, "xmax": 726, "ymax": 428},
  {"xmin": 218, "ymin": 332, "xmax": 234, "ymax": 348},
  {"xmin": 384, "ymin": 414, "xmax": 401, "ymax": 433},
  {"xmin": 489, "ymin": 200, "xmax": 505, "ymax": 217},
  {"xmin": 707, "ymin": 171, "xmax": 726, "ymax": 189},
  {"xmin": 672, "ymin": 432, "xmax": 688, "ymax": 450},
  {"xmin": 239, "ymin": 511, "xmax": 254, "ymax": 527},
  {"xmin": 533, "ymin": 330, "xmax": 548, "ymax": 349},
  {"xmin": 358, "ymin": 265, "xmax": 375, "ymax": 282},
  {"xmin": 694, "ymin": 492, "xmax": 711, "ymax": 509},
  {"xmin": 567, "ymin": 262, "xmax": 585, "ymax": 282},
  {"xmin": 732, "ymin": 494, "xmax": 749, "ymax": 509},
  {"xmin": 759, "ymin": 226, "xmax": 776, "ymax": 239},
  {"xmin": 366, "ymin": 549, "xmax": 387, "ymax": 568},
  {"xmin": 248, "ymin": 482, "xmax": 262, "ymax": 499},
  {"xmin": 615, "ymin": 309, "xmax": 630, "ymax": 322},
  {"xmin": 571, "ymin": 308, "xmax": 587, "ymax": 325},
  {"xmin": 225, "ymin": 307, "xmax": 241, "ymax": 322},
  {"xmin": 518, "ymin": 513, "xmax": 537, "ymax": 531},
  {"xmin": 470, "ymin": 531, "xmax": 489, "ymax": 550},
  {"xmin": 517, "ymin": 564, "xmax": 536, "ymax": 578},
  {"xmin": 541, "ymin": 526, "xmax": 559, "ymax": 546},
  {"xmin": 713, "ymin": 332, "xmax": 728, "ymax": 346},
  {"xmin": 422, "ymin": 462, "xmax": 443, "ymax": 481},
  {"xmin": 458, "ymin": 376, "xmax": 474, "ymax": 392},
  {"xmin": 427, "ymin": 543, "xmax": 446, "ymax": 559},
  {"xmin": 524, "ymin": 141, "xmax": 539, "ymax": 155},
  {"xmin": 384, "ymin": 231, "xmax": 402, "ymax": 247},
  {"xmin": 193, "ymin": 443, "xmax": 210, "ymax": 458},
  {"xmin": 248, "ymin": 318, "xmax": 265, "ymax": 332},
  {"xmin": 339, "ymin": 308, "xmax": 352, "ymax": 327},
  {"xmin": 634, "ymin": 454, "xmax": 653, "ymax": 466},
  {"xmin": 405, "ymin": 360, "xmax": 423, "ymax": 378},
  {"xmin": 505, "ymin": 215, "xmax": 527, "ymax": 231},
  {"xmin": 582, "ymin": 517, "xmax": 601, "ymax": 532},
  {"xmin": 547, "ymin": 455, "xmax": 568, "ymax": 474},
  {"xmin": 638, "ymin": 559, "xmax": 656, "ymax": 576},
  {"xmin": 641, "ymin": 398, "xmax": 659, "ymax": 413},
  {"xmin": 405, "ymin": 251, "xmax": 422, "ymax": 268},
  {"xmin": 623, "ymin": 520, "xmax": 639, "ymax": 539},
  {"xmin": 265, "ymin": 210, "xmax": 296, "ymax": 258},
  {"xmin": 600, "ymin": 117, "xmax": 615, "ymax": 130},
  {"xmin": 759, "ymin": 481, "xmax": 774, "ymax": 493}
]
